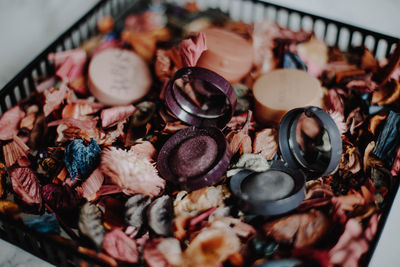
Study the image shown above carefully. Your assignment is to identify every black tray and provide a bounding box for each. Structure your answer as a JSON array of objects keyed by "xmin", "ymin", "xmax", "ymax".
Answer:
[{"xmin": 0, "ymin": 0, "xmax": 398, "ymax": 266}]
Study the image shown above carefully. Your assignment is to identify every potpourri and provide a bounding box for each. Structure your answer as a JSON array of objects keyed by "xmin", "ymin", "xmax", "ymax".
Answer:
[{"xmin": 0, "ymin": 2, "xmax": 399, "ymax": 266}]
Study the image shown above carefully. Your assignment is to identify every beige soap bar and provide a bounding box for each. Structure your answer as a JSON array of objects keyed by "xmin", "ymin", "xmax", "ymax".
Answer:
[{"xmin": 253, "ymin": 69, "xmax": 323, "ymax": 125}]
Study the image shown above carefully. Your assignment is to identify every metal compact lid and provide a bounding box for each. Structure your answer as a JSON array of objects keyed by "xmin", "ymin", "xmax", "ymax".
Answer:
[
  {"xmin": 279, "ymin": 106, "xmax": 342, "ymax": 178},
  {"xmin": 164, "ymin": 67, "xmax": 236, "ymax": 129}
]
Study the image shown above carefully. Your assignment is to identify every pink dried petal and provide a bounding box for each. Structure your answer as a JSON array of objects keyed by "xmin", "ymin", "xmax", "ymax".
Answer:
[
  {"xmin": 329, "ymin": 111, "xmax": 347, "ymax": 135},
  {"xmin": 227, "ymin": 111, "xmax": 253, "ymax": 155},
  {"xmin": 36, "ymin": 77, "xmax": 56, "ymax": 93},
  {"xmin": 101, "ymin": 105, "xmax": 137, "ymax": 128},
  {"xmin": 129, "ymin": 141, "xmax": 157, "ymax": 161},
  {"xmin": 48, "ymin": 118, "xmax": 98, "ymax": 130},
  {"xmin": 326, "ymin": 89, "xmax": 345, "ymax": 115},
  {"xmin": 179, "ymin": 32, "xmax": 207, "ymax": 67},
  {"xmin": 92, "ymin": 39, "xmax": 122, "ymax": 57},
  {"xmin": 391, "ymin": 145, "xmax": 400, "ymax": 176},
  {"xmin": 0, "ymin": 106, "xmax": 25, "ymax": 140},
  {"xmin": 155, "ymin": 49, "xmax": 171, "ymax": 81},
  {"xmin": 62, "ymin": 102, "xmax": 101, "ymax": 119},
  {"xmin": 67, "ymin": 62, "xmax": 85, "ymax": 81},
  {"xmin": 96, "ymin": 184, "xmax": 123, "ymax": 197},
  {"xmin": 76, "ymin": 168, "xmax": 104, "ymax": 200},
  {"xmin": 144, "ymin": 238, "xmax": 183, "ymax": 267},
  {"xmin": 329, "ymin": 219, "xmax": 369, "ymax": 267},
  {"xmin": 143, "ymin": 239, "xmax": 171, "ymax": 267},
  {"xmin": 101, "ymin": 147, "xmax": 165, "ymax": 197},
  {"xmin": 210, "ymin": 217, "xmax": 256, "ymax": 239},
  {"xmin": 365, "ymin": 213, "xmax": 380, "ymax": 241},
  {"xmin": 47, "ymin": 48, "xmax": 86, "ymax": 67},
  {"xmin": 189, "ymin": 207, "xmax": 217, "ymax": 227},
  {"xmin": 10, "ymin": 167, "xmax": 41, "ymax": 207},
  {"xmin": 43, "ymin": 86, "xmax": 73, "ymax": 117},
  {"xmin": 346, "ymin": 107, "xmax": 365, "ymax": 135},
  {"xmin": 103, "ymin": 229, "xmax": 138, "ymax": 263},
  {"xmin": 56, "ymin": 56, "xmax": 74, "ymax": 81},
  {"xmin": 2, "ymin": 135, "xmax": 30, "ymax": 167},
  {"xmin": 253, "ymin": 128, "xmax": 278, "ymax": 160}
]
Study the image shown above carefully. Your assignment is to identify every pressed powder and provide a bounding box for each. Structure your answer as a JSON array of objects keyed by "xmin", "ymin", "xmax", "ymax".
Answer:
[
  {"xmin": 170, "ymin": 135, "xmax": 218, "ymax": 177},
  {"xmin": 241, "ymin": 170, "xmax": 295, "ymax": 201},
  {"xmin": 88, "ymin": 48, "xmax": 151, "ymax": 105},
  {"xmin": 253, "ymin": 69, "xmax": 323, "ymax": 125},
  {"xmin": 196, "ymin": 28, "xmax": 253, "ymax": 83}
]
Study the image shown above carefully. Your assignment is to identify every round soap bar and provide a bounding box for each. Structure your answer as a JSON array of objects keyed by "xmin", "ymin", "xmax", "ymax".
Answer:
[
  {"xmin": 253, "ymin": 69, "xmax": 323, "ymax": 125},
  {"xmin": 88, "ymin": 48, "xmax": 151, "ymax": 105},
  {"xmin": 196, "ymin": 28, "xmax": 253, "ymax": 83}
]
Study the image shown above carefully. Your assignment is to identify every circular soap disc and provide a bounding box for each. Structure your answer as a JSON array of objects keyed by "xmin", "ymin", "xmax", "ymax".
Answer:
[
  {"xmin": 197, "ymin": 28, "xmax": 253, "ymax": 83},
  {"xmin": 253, "ymin": 69, "xmax": 323, "ymax": 125},
  {"xmin": 241, "ymin": 170, "xmax": 295, "ymax": 202},
  {"xmin": 88, "ymin": 48, "xmax": 151, "ymax": 105}
]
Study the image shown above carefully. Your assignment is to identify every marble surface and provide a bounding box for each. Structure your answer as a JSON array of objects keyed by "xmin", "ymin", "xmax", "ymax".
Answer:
[{"xmin": 0, "ymin": 0, "xmax": 400, "ymax": 266}]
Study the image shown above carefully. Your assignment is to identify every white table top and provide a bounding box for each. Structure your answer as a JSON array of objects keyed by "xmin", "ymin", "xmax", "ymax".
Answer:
[{"xmin": 0, "ymin": 0, "xmax": 399, "ymax": 266}]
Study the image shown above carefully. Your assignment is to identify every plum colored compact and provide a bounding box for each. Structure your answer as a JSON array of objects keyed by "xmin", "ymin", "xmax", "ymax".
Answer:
[
  {"xmin": 157, "ymin": 67, "xmax": 236, "ymax": 191},
  {"xmin": 230, "ymin": 106, "xmax": 342, "ymax": 215},
  {"xmin": 196, "ymin": 28, "xmax": 253, "ymax": 83},
  {"xmin": 88, "ymin": 48, "xmax": 151, "ymax": 105}
]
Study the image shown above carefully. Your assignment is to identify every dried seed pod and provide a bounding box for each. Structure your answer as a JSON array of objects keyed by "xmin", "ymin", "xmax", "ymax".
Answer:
[
  {"xmin": 125, "ymin": 194, "xmax": 151, "ymax": 229},
  {"xmin": 147, "ymin": 195, "xmax": 173, "ymax": 236},
  {"xmin": 64, "ymin": 138, "xmax": 101, "ymax": 180},
  {"xmin": 25, "ymin": 214, "xmax": 60, "ymax": 234},
  {"xmin": 79, "ymin": 202, "xmax": 105, "ymax": 249}
]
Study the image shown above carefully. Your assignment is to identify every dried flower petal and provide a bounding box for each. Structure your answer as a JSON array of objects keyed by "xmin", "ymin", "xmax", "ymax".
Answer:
[
  {"xmin": 368, "ymin": 114, "xmax": 387, "ymax": 135},
  {"xmin": 0, "ymin": 163, "xmax": 6, "ymax": 198},
  {"xmin": 174, "ymin": 185, "xmax": 230, "ymax": 217},
  {"xmin": 43, "ymin": 86, "xmax": 73, "ymax": 117},
  {"xmin": 253, "ymin": 128, "xmax": 278, "ymax": 160},
  {"xmin": 101, "ymin": 105, "xmax": 137, "ymax": 128},
  {"xmin": 155, "ymin": 49, "xmax": 172, "ymax": 81},
  {"xmin": 209, "ymin": 217, "xmax": 256, "ymax": 239},
  {"xmin": 179, "ymin": 32, "xmax": 207, "ymax": 67},
  {"xmin": 143, "ymin": 238, "xmax": 183, "ymax": 267},
  {"xmin": 391, "ymin": 145, "xmax": 400, "ymax": 176},
  {"xmin": 372, "ymin": 79, "xmax": 400, "ymax": 105},
  {"xmin": 329, "ymin": 111, "xmax": 347, "ymax": 135},
  {"xmin": 263, "ymin": 209, "xmax": 330, "ymax": 247},
  {"xmin": 101, "ymin": 147, "xmax": 165, "ymax": 197},
  {"xmin": 10, "ymin": 167, "xmax": 41, "ymax": 207},
  {"xmin": 147, "ymin": 195, "xmax": 173, "ymax": 236},
  {"xmin": 227, "ymin": 153, "xmax": 271, "ymax": 177},
  {"xmin": 79, "ymin": 202, "xmax": 105, "ymax": 249},
  {"xmin": 181, "ymin": 225, "xmax": 240, "ymax": 267},
  {"xmin": 75, "ymin": 168, "xmax": 104, "ymax": 200},
  {"xmin": 62, "ymin": 102, "xmax": 103, "ymax": 119},
  {"xmin": 129, "ymin": 141, "xmax": 157, "ymax": 161},
  {"xmin": 64, "ymin": 138, "xmax": 101, "ymax": 180},
  {"xmin": 0, "ymin": 106, "xmax": 25, "ymax": 140},
  {"xmin": 227, "ymin": 111, "xmax": 253, "ymax": 155},
  {"xmin": 326, "ymin": 88, "xmax": 345, "ymax": 115},
  {"xmin": 125, "ymin": 194, "xmax": 151, "ymax": 229},
  {"xmin": 103, "ymin": 229, "xmax": 139, "ymax": 263},
  {"xmin": 48, "ymin": 118, "xmax": 98, "ymax": 130},
  {"xmin": 42, "ymin": 184, "xmax": 79, "ymax": 215},
  {"xmin": 346, "ymin": 107, "xmax": 365, "ymax": 135},
  {"xmin": 0, "ymin": 200, "xmax": 19, "ymax": 215},
  {"xmin": 329, "ymin": 219, "xmax": 369, "ymax": 267},
  {"xmin": 25, "ymin": 214, "xmax": 60, "ymax": 234},
  {"xmin": 2, "ymin": 135, "xmax": 30, "ymax": 167},
  {"xmin": 339, "ymin": 146, "xmax": 361, "ymax": 174}
]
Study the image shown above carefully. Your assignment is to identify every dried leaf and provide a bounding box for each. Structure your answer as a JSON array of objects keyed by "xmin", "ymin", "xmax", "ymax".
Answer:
[
  {"xmin": 101, "ymin": 105, "xmax": 136, "ymax": 128},
  {"xmin": 0, "ymin": 106, "xmax": 25, "ymax": 140},
  {"xmin": 102, "ymin": 229, "xmax": 139, "ymax": 263},
  {"xmin": 227, "ymin": 153, "xmax": 270, "ymax": 177},
  {"xmin": 227, "ymin": 111, "xmax": 253, "ymax": 155},
  {"xmin": 64, "ymin": 138, "xmax": 101, "ymax": 180},
  {"xmin": 79, "ymin": 202, "xmax": 105, "ymax": 249},
  {"xmin": 25, "ymin": 214, "xmax": 60, "ymax": 234},
  {"xmin": 263, "ymin": 209, "xmax": 330, "ymax": 247},
  {"xmin": 101, "ymin": 147, "xmax": 165, "ymax": 197},
  {"xmin": 368, "ymin": 114, "xmax": 387, "ymax": 135},
  {"xmin": 2, "ymin": 135, "xmax": 30, "ymax": 167},
  {"xmin": 10, "ymin": 167, "xmax": 41, "ymax": 207},
  {"xmin": 253, "ymin": 128, "xmax": 278, "ymax": 160},
  {"xmin": 75, "ymin": 168, "xmax": 104, "ymax": 200}
]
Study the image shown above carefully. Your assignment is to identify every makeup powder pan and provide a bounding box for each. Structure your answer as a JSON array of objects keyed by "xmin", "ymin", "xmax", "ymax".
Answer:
[
  {"xmin": 157, "ymin": 67, "xmax": 236, "ymax": 191},
  {"xmin": 230, "ymin": 106, "xmax": 342, "ymax": 216}
]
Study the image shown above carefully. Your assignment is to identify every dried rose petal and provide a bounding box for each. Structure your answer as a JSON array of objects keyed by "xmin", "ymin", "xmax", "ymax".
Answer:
[
  {"xmin": 143, "ymin": 238, "xmax": 183, "ymax": 267},
  {"xmin": 0, "ymin": 106, "xmax": 25, "ymax": 140},
  {"xmin": 178, "ymin": 32, "xmax": 207, "ymax": 67},
  {"xmin": 101, "ymin": 105, "xmax": 137, "ymax": 128},
  {"xmin": 329, "ymin": 111, "xmax": 347, "ymax": 135},
  {"xmin": 263, "ymin": 209, "xmax": 330, "ymax": 247},
  {"xmin": 174, "ymin": 185, "xmax": 230, "ymax": 217},
  {"xmin": 43, "ymin": 86, "xmax": 73, "ymax": 117},
  {"xmin": 101, "ymin": 147, "xmax": 165, "ymax": 197},
  {"xmin": 75, "ymin": 168, "xmax": 104, "ymax": 200},
  {"xmin": 253, "ymin": 128, "xmax": 278, "ymax": 160},
  {"xmin": 10, "ymin": 167, "xmax": 41, "ymax": 207},
  {"xmin": 42, "ymin": 184, "xmax": 79, "ymax": 215},
  {"xmin": 103, "ymin": 229, "xmax": 138, "ymax": 263}
]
